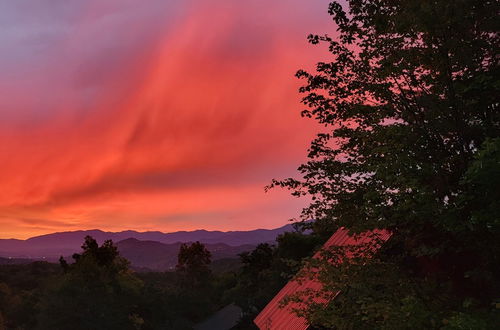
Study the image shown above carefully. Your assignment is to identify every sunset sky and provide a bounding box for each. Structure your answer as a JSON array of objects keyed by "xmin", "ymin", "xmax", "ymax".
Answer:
[{"xmin": 0, "ymin": 0, "xmax": 334, "ymax": 239}]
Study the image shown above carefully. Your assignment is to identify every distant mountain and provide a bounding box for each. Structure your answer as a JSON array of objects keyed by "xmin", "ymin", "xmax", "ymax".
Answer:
[
  {"xmin": 115, "ymin": 238, "xmax": 253, "ymax": 271},
  {"xmin": 0, "ymin": 224, "xmax": 294, "ymax": 259},
  {"xmin": 0, "ymin": 256, "xmax": 36, "ymax": 265},
  {"xmin": 0, "ymin": 240, "xmax": 252, "ymax": 271}
]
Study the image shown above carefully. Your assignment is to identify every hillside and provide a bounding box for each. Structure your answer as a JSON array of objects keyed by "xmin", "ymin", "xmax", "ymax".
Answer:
[
  {"xmin": 0, "ymin": 224, "xmax": 293, "ymax": 258},
  {"xmin": 115, "ymin": 238, "xmax": 253, "ymax": 271}
]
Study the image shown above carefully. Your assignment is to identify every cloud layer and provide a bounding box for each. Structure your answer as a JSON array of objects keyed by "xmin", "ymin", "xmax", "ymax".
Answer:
[{"xmin": 0, "ymin": 0, "xmax": 333, "ymax": 238}]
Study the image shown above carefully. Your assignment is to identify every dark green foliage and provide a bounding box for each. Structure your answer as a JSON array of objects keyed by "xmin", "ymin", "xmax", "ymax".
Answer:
[
  {"xmin": 139, "ymin": 241, "xmax": 218, "ymax": 328},
  {"xmin": 288, "ymin": 246, "xmax": 436, "ymax": 329},
  {"xmin": 37, "ymin": 236, "xmax": 143, "ymax": 330},
  {"xmin": 135, "ymin": 271, "xmax": 213, "ymax": 329},
  {"xmin": 290, "ymin": 242, "xmax": 500, "ymax": 329},
  {"xmin": 276, "ymin": 231, "xmax": 322, "ymax": 261},
  {"xmin": 210, "ymin": 257, "xmax": 242, "ymax": 274},
  {"xmin": 176, "ymin": 241, "xmax": 212, "ymax": 289},
  {"xmin": 0, "ymin": 262, "xmax": 59, "ymax": 330},
  {"xmin": 235, "ymin": 243, "xmax": 284, "ymax": 312},
  {"xmin": 230, "ymin": 231, "xmax": 324, "ymax": 327},
  {"xmin": 459, "ymin": 138, "xmax": 500, "ymax": 230},
  {"xmin": 270, "ymin": 0, "xmax": 500, "ymax": 328}
]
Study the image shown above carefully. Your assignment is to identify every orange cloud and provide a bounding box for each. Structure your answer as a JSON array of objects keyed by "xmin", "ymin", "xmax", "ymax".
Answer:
[{"xmin": 0, "ymin": 0, "xmax": 332, "ymax": 239}]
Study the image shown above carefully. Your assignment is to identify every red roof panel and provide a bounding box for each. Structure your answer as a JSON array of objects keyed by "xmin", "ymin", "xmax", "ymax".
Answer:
[{"xmin": 254, "ymin": 228, "xmax": 391, "ymax": 330}]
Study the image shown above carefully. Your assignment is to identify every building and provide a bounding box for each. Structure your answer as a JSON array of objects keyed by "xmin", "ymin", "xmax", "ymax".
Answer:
[
  {"xmin": 254, "ymin": 227, "xmax": 391, "ymax": 330},
  {"xmin": 193, "ymin": 303, "xmax": 242, "ymax": 330}
]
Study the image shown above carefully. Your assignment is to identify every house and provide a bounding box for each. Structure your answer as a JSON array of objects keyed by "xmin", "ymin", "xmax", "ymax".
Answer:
[
  {"xmin": 193, "ymin": 303, "xmax": 242, "ymax": 330},
  {"xmin": 254, "ymin": 227, "xmax": 391, "ymax": 330}
]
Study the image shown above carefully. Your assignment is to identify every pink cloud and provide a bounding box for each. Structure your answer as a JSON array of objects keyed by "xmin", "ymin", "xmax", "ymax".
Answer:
[{"xmin": 0, "ymin": 0, "xmax": 333, "ymax": 238}]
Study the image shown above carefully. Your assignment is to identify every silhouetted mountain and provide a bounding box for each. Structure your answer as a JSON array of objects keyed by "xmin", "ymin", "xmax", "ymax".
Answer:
[
  {"xmin": 0, "ymin": 224, "xmax": 294, "ymax": 258},
  {"xmin": 115, "ymin": 238, "xmax": 253, "ymax": 271}
]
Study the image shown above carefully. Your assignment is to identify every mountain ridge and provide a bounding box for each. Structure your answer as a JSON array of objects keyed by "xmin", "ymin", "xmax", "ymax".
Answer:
[{"xmin": 0, "ymin": 224, "xmax": 295, "ymax": 258}]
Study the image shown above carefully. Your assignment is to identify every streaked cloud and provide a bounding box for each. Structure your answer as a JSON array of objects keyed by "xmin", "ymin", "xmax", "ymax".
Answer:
[{"xmin": 0, "ymin": 0, "xmax": 332, "ymax": 238}]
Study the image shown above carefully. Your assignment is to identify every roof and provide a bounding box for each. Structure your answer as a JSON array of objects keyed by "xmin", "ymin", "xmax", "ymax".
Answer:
[
  {"xmin": 254, "ymin": 227, "xmax": 391, "ymax": 330},
  {"xmin": 193, "ymin": 303, "xmax": 242, "ymax": 330}
]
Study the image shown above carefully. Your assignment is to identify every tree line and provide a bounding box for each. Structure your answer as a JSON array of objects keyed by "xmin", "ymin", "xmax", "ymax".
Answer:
[{"xmin": 0, "ymin": 230, "xmax": 325, "ymax": 329}]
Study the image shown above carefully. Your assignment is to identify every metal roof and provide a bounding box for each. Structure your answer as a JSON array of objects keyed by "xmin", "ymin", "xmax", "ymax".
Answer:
[
  {"xmin": 254, "ymin": 228, "xmax": 391, "ymax": 330},
  {"xmin": 193, "ymin": 303, "xmax": 242, "ymax": 330}
]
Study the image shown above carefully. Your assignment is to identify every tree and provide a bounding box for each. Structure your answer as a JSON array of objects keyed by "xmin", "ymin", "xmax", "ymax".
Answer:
[
  {"xmin": 38, "ymin": 236, "xmax": 143, "ymax": 330},
  {"xmin": 0, "ymin": 262, "xmax": 59, "ymax": 329},
  {"xmin": 176, "ymin": 241, "xmax": 212, "ymax": 289},
  {"xmin": 284, "ymin": 244, "xmax": 436, "ymax": 329},
  {"xmin": 270, "ymin": 0, "xmax": 500, "ymax": 328},
  {"xmin": 236, "ymin": 244, "xmax": 280, "ymax": 311},
  {"xmin": 232, "ymin": 235, "xmax": 322, "ymax": 327}
]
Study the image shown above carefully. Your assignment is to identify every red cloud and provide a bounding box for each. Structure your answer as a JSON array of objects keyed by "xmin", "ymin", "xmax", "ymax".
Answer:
[{"xmin": 0, "ymin": 0, "xmax": 332, "ymax": 238}]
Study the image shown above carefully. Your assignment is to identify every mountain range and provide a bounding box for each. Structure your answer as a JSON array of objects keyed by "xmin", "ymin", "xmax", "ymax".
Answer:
[{"xmin": 0, "ymin": 224, "xmax": 294, "ymax": 270}]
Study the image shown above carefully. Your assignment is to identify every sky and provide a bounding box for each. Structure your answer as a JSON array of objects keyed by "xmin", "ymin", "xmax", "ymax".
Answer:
[{"xmin": 0, "ymin": 0, "xmax": 334, "ymax": 239}]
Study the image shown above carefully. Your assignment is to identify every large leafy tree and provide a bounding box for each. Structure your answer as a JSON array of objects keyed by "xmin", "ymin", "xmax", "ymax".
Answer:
[
  {"xmin": 176, "ymin": 241, "xmax": 212, "ymax": 289},
  {"xmin": 271, "ymin": 0, "xmax": 500, "ymax": 327},
  {"xmin": 38, "ymin": 236, "xmax": 143, "ymax": 330},
  {"xmin": 174, "ymin": 242, "xmax": 214, "ymax": 323}
]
